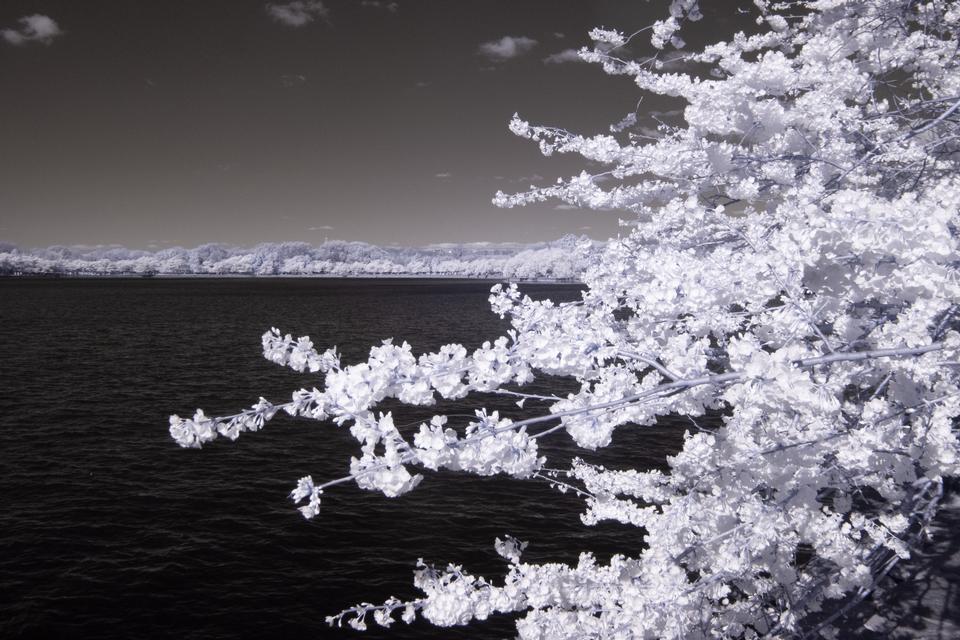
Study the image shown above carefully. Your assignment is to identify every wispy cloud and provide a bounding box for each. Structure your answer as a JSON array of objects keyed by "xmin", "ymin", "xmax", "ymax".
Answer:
[
  {"xmin": 543, "ymin": 48, "xmax": 583, "ymax": 65},
  {"xmin": 280, "ymin": 73, "xmax": 307, "ymax": 87},
  {"xmin": 650, "ymin": 109, "xmax": 684, "ymax": 119},
  {"xmin": 360, "ymin": 1, "xmax": 399, "ymax": 13},
  {"xmin": 555, "ymin": 204, "xmax": 579, "ymax": 210},
  {"xmin": 434, "ymin": 172, "xmax": 452, "ymax": 179},
  {"xmin": 266, "ymin": 1, "xmax": 328, "ymax": 27},
  {"xmin": 513, "ymin": 174, "xmax": 544, "ymax": 184},
  {"xmin": 2, "ymin": 15, "xmax": 63, "ymax": 46},
  {"xmin": 308, "ymin": 225, "xmax": 334, "ymax": 231},
  {"xmin": 637, "ymin": 126, "xmax": 663, "ymax": 139},
  {"xmin": 477, "ymin": 36, "xmax": 537, "ymax": 62}
]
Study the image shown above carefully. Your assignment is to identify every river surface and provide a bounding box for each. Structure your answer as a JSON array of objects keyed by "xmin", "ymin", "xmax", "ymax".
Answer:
[{"xmin": 0, "ymin": 278, "xmax": 689, "ymax": 639}]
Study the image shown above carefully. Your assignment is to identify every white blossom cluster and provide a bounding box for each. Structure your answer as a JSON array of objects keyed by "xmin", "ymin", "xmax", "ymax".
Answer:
[{"xmin": 170, "ymin": 1, "xmax": 960, "ymax": 637}]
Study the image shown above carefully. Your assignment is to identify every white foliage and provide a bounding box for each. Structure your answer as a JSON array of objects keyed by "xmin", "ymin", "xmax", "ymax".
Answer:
[
  {"xmin": 170, "ymin": 1, "xmax": 960, "ymax": 637},
  {"xmin": 0, "ymin": 237, "xmax": 596, "ymax": 280}
]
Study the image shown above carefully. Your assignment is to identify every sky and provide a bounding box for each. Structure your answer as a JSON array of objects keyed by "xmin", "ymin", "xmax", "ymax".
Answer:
[{"xmin": 0, "ymin": 1, "xmax": 752, "ymax": 249}]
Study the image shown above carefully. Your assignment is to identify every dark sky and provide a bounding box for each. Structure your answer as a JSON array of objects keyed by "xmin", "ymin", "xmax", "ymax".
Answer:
[{"xmin": 0, "ymin": 1, "xmax": 749, "ymax": 249}]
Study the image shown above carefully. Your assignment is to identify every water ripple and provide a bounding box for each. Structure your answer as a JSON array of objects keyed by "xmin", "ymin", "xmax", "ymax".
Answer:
[{"xmin": 0, "ymin": 278, "xmax": 688, "ymax": 639}]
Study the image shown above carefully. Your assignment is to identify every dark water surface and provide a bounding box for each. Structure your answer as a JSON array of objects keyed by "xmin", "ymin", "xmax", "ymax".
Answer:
[{"xmin": 0, "ymin": 278, "xmax": 688, "ymax": 639}]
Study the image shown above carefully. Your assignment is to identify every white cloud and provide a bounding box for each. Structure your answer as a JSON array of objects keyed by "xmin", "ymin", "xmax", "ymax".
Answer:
[
  {"xmin": 555, "ymin": 204, "xmax": 579, "ymax": 210},
  {"xmin": 308, "ymin": 225, "xmax": 334, "ymax": 231},
  {"xmin": 2, "ymin": 15, "xmax": 63, "ymax": 46},
  {"xmin": 477, "ymin": 36, "xmax": 538, "ymax": 62},
  {"xmin": 543, "ymin": 48, "xmax": 583, "ymax": 65},
  {"xmin": 266, "ymin": 1, "xmax": 328, "ymax": 27},
  {"xmin": 435, "ymin": 172, "xmax": 452, "ymax": 179},
  {"xmin": 360, "ymin": 1, "xmax": 399, "ymax": 12}
]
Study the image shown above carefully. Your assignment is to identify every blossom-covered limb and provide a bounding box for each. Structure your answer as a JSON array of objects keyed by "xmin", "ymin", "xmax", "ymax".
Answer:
[{"xmin": 169, "ymin": 1, "xmax": 960, "ymax": 636}]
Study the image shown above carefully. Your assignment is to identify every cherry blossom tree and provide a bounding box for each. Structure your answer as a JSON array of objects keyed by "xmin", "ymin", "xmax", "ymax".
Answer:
[{"xmin": 169, "ymin": 0, "xmax": 960, "ymax": 637}]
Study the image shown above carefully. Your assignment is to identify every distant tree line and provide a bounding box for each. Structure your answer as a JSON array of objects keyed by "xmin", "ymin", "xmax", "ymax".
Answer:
[{"xmin": 0, "ymin": 236, "xmax": 597, "ymax": 280}]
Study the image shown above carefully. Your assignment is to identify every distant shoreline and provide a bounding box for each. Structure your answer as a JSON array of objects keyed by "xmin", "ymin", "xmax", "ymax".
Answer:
[
  {"xmin": 0, "ymin": 236, "xmax": 596, "ymax": 282},
  {"xmin": 0, "ymin": 273, "xmax": 581, "ymax": 284}
]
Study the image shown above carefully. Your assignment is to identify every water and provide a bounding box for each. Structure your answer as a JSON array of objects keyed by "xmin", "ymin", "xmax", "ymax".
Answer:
[{"xmin": 0, "ymin": 278, "xmax": 689, "ymax": 639}]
